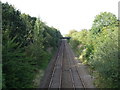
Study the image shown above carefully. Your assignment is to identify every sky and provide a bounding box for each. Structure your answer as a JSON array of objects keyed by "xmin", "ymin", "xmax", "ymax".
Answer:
[{"xmin": 1, "ymin": 0, "xmax": 119, "ymax": 35}]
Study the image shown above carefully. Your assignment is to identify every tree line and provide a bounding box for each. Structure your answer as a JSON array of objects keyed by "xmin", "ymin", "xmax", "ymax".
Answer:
[
  {"xmin": 2, "ymin": 2, "xmax": 62, "ymax": 88},
  {"xmin": 66, "ymin": 12, "xmax": 119, "ymax": 88}
]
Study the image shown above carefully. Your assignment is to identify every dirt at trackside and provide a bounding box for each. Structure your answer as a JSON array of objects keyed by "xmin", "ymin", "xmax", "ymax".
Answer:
[
  {"xmin": 68, "ymin": 43, "xmax": 95, "ymax": 88},
  {"xmin": 39, "ymin": 40, "xmax": 95, "ymax": 88}
]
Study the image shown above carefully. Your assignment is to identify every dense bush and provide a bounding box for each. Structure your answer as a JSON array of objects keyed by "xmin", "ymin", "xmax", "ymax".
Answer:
[
  {"xmin": 2, "ymin": 31, "xmax": 34, "ymax": 88},
  {"xmin": 67, "ymin": 12, "xmax": 119, "ymax": 88},
  {"xmin": 89, "ymin": 27, "xmax": 119, "ymax": 88},
  {"xmin": 2, "ymin": 2, "xmax": 62, "ymax": 88}
]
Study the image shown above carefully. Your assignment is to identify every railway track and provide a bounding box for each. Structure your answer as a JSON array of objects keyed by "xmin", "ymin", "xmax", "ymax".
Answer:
[
  {"xmin": 65, "ymin": 41, "xmax": 86, "ymax": 88},
  {"xmin": 40, "ymin": 40, "xmax": 92, "ymax": 89},
  {"xmin": 48, "ymin": 39, "xmax": 64, "ymax": 88}
]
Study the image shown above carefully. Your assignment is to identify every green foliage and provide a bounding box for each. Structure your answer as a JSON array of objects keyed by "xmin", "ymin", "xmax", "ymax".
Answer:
[
  {"xmin": 67, "ymin": 12, "xmax": 119, "ymax": 88},
  {"xmin": 33, "ymin": 18, "xmax": 44, "ymax": 41},
  {"xmin": 89, "ymin": 27, "xmax": 119, "ymax": 88},
  {"xmin": 20, "ymin": 14, "xmax": 36, "ymax": 45},
  {"xmin": 2, "ymin": 31, "xmax": 35, "ymax": 88},
  {"xmin": 42, "ymin": 26, "xmax": 62, "ymax": 48},
  {"xmin": 91, "ymin": 12, "xmax": 117, "ymax": 34},
  {"xmin": 2, "ymin": 3, "xmax": 26, "ymax": 46},
  {"xmin": 2, "ymin": 2, "xmax": 62, "ymax": 88}
]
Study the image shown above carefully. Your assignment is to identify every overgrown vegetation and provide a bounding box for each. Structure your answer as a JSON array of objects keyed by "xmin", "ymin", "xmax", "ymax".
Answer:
[
  {"xmin": 66, "ymin": 12, "xmax": 119, "ymax": 88},
  {"xmin": 2, "ymin": 2, "xmax": 62, "ymax": 88}
]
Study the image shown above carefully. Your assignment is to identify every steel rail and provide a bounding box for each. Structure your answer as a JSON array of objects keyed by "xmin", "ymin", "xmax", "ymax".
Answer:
[
  {"xmin": 48, "ymin": 40, "xmax": 86, "ymax": 89},
  {"xmin": 67, "ymin": 42, "xmax": 86, "ymax": 89},
  {"xmin": 59, "ymin": 40, "xmax": 65, "ymax": 88},
  {"xmin": 64, "ymin": 41, "xmax": 75, "ymax": 89},
  {"xmin": 48, "ymin": 40, "xmax": 64, "ymax": 89}
]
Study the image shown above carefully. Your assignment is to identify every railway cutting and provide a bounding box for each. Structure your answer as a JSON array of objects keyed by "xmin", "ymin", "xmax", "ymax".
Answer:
[{"xmin": 39, "ymin": 40, "xmax": 95, "ymax": 89}]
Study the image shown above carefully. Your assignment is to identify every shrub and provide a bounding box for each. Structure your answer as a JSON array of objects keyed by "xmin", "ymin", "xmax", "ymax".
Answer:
[{"xmin": 89, "ymin": 27, "xmax": 119, "ymax": 88}]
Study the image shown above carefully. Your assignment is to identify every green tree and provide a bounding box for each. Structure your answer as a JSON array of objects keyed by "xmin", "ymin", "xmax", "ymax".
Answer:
[
  {"xmin": 2, "ymin": 31, "xmax": 34, "ymax": 88},
  {"xmin": 2, "ymin": 3, "xmax": 27, "ymax": 46},
  {"xmin": 67, "ymin": 12, "xmax": 119, "ymax": 88},
  {"xmin": 33, "ymin": 18, "xmax": 44, "ymax": 41},
  {"xmin": 2, "ymin": 2, "xmax": 62, "ymax": 88},
  {"xmin": 20, "ymin": 14, "xmax": 36, "ymax": 45},
  {"xmin": 91, "ymin": 12, "xmax": 117, "ymax": 34}
]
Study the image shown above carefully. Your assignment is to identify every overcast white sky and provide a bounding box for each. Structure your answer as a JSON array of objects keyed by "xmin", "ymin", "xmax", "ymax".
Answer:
[{"xmin": 1, "ymin": 0, "xmax": 119, "ymax": 35}]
